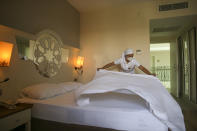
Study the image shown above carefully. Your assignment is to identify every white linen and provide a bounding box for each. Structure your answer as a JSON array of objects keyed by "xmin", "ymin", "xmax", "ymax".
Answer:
[
  {"xmin": 22, "ymin": 83, "xmax": 66, "ymax": 99},
  {"xmin": 22, "ymin": 82, "xmax": 82, "ymax": 99},
  {"xmin": 76, "ymin": 70, "xmax": 185, "ymax": 131},
  {"xmin": 18, "ymin": 91, "xmax": 167, "ymax": 131},
  {"xmin": 58, "ymin": 82, "xmax": 83, "ymax": 92}
]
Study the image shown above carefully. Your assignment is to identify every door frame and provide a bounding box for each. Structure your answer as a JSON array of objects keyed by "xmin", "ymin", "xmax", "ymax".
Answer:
[
  {"xmin": 188, "ymin": 27, "xmax": 197, "ymax": 103},
  {"xmin": 177, "ymin": 36, "xmax": 184, "ymax": 98}
]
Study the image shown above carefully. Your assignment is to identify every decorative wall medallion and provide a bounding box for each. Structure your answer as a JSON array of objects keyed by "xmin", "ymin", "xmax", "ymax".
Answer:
[{"xmin": 33, "ymin": 30, "xmax": 63, "ymax": 77}]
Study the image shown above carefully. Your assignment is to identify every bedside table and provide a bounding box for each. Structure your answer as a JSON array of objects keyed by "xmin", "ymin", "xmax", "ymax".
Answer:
[{"xmin": 0, "ymin": 103, "xmax": 33, "ymax": 131}]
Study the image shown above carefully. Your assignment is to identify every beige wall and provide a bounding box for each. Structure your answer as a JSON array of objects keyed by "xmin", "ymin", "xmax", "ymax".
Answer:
[
  {"xmin": 80, "ymin": 4, "xmax": 150, "ymax": 82},
  {"xmin": 0, "ymin": 0, "xmax": 80, "ymax": 48},
  {"xmin": 0, "ymin": 25, "xmax": 79, "ymax": 100},
  {"xmin": 80, "ymin": 0, "xmax": 197, "ymax": 83}
]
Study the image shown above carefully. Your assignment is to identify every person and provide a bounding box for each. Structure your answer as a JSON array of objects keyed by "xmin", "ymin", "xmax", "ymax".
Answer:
[{"xmin": 97, "ymin": 49, "xmax": 155, "ymax": 76}]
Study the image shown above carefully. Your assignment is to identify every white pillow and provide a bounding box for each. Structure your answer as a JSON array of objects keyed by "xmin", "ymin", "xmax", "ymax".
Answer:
[
  {"xmin": 22, "ymin": 83, "xmax": 66, "ymax": 99},
  {"xmin": 58, "ymin": 82, "xmax": 83, "ymax": 92}
]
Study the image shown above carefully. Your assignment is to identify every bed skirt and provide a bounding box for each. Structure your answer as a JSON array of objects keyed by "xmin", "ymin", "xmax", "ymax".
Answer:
[{"xmin": 31, "ymin": 117, "xmax": 118, "ymax": 131}]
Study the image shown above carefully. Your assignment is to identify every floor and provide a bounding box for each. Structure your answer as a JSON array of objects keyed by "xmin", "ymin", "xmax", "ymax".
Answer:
[{"xmin": 175, "ymin": 98, "xmax": 197, "ymax": 131}]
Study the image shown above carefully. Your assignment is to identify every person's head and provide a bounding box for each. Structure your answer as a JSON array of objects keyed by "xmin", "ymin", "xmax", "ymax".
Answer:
[{"xmin": 124, "ymin": 49, "xmax": 134, "ymax": 62}]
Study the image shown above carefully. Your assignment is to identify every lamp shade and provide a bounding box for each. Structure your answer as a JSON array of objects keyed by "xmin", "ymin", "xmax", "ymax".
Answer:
[
  {"xmin": 75, "ymin": 56, "xmax": 84, "ymax": 68},
  {"xmin": 0, "ymin": 41, "xmax": 13, "ymax": 66}
]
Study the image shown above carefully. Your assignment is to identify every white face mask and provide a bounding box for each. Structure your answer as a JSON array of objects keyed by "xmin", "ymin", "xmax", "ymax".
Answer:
[{"xmin": 127, "ymin": 57, "xmax": 133, "ymax": 62}]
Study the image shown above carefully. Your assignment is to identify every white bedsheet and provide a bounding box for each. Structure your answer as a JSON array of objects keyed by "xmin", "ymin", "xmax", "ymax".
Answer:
[
  {"xmin": 76, "ymin": 70, "xmax": 185, "ymax": 131},
  {"xmin": 18, "ymin": 91, "xmax": 168, "ymax": 131}
]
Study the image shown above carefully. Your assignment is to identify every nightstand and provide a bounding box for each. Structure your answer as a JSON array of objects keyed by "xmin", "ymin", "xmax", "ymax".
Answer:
[{"xmin": 0, "ymin": 103, "xmax": 33, "ymax": 131}]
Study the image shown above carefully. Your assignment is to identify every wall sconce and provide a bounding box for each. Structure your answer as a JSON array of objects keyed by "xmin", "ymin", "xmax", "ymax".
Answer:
[
  {"xmin": 0, "ymin": 41, "xmax": 13, "ymax": 67},
  {"xmin": 75, "ymin": 56, "xmax": 84, "ymax": 75},
  {"xmin": 0, "ymin": 78, "xmax": 9, "ymax": 83}
]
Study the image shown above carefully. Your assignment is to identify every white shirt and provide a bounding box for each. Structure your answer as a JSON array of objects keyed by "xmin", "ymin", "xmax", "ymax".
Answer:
[{"xmin": 114, "ymin": 58, "xmax": 140, "ymax": 74}]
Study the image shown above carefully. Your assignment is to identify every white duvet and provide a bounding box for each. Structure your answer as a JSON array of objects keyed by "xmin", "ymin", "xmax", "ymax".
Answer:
[{"xmin": 76, "ymin": 70, "xmax": 185, "ymax": 131}]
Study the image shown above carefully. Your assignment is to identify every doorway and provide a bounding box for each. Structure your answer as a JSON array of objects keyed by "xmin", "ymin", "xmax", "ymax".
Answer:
[
  {"xmin": 150, "ymin": 43, "xmax": 171, "ymax": 92},
  {"xmin": 150, "ymin": 15, "xmax": 197, "ymax": 102}
]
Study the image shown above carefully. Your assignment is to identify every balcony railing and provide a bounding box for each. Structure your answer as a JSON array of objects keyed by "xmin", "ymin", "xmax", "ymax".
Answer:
[{"xmin": 151, "ymin": 66, "xmax": 171, "ymax": 89}]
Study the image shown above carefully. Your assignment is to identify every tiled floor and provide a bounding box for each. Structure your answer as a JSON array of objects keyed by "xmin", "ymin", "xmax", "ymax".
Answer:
[{"xmin": 175, "ymin": 98, "xmax": 197, "ymax": 131}]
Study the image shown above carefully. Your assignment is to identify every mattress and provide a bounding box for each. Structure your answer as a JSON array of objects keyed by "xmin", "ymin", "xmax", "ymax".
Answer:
[{"xmin": 18, "ymin": 91, "xmax": 168, "ymax": 131}]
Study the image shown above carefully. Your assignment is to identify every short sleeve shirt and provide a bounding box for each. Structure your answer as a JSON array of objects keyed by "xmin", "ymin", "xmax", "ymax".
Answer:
[{"xmin": 114, "ymin": 58, "xmax": 140, "ymax": 74}]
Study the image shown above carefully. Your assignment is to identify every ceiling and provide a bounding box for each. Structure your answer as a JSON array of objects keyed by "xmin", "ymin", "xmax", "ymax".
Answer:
[
  {"xmin": 67, "ymin": 0, "xmax": 153, "ymax": 12},
  {"xmin": 150, "ymin": 14, "xmax": 197, "ymax": 38}
]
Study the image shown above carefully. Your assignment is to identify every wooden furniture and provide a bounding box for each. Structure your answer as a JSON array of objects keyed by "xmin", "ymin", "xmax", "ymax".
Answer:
[
  {"xmin": 32, "ymin": 117, "xmax": 117, "ymax": 131},
  {"xmin": 0, "ymin": 103, "xmax": 33, "ymax": 131}
]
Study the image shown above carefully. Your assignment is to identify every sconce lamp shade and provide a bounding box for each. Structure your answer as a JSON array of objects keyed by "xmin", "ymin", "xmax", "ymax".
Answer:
[
  {"xmin": 0, "ymin": 41, "xmax": 13, "ymax": 66},
  {"xmin": 75, "ymin": 56, "xmax": 84, "ymax": 68}
]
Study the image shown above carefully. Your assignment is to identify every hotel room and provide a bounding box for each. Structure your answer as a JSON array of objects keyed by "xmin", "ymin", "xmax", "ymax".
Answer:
[{"xmin": 0, "ymin": 0, "xmax": 197, "ymax": 131}]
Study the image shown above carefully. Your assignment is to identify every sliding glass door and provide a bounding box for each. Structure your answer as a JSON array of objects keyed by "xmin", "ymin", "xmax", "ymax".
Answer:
[
  {"xmin": 182, "ymin": 33, "xmax": 190, "ymax": 99},
  {"xmin": 178, "ymin": 27, "xmax": 197, "ymax": 102},
  {"xmin": 178, "ymin": 34, "xmax": 190, "ymax": 99}
]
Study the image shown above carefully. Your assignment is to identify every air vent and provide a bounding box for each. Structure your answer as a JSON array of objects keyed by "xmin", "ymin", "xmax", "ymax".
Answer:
[
  {"xmin": 159, "ymin": 2, "xmax": 188, "ymax": 11},
  {"xmin": 152, "ymin": 26, "xmax": 181, "ymax": 33}
]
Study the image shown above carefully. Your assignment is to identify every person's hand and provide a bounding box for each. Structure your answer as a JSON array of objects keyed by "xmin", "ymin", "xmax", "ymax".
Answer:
[{"xmin": 97, "ymin": 68, "xmax": 102, "ymax": 71}]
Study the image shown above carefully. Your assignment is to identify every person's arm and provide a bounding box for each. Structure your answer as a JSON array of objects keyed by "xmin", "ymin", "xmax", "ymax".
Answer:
[
  {"xmin": 138, "ymin": 65, "xmax": 156, "ymax": 76},
  {"xmin": 97, "ymin": 62, "xmax": 115, "ymax": 71}
]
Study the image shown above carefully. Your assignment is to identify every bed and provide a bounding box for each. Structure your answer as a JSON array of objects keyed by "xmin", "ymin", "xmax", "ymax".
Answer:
[
  {"xmin": 18, "ymin": 70, "xmax": 185, "ymax": 131},
  {"xmin": 19, "ymin": 91, "xmax": 167, "ymax": 131}
]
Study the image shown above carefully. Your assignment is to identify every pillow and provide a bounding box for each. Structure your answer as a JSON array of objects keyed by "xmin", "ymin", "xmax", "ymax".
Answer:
[
  {"xmin": 58, "ymin": 82, "xmax": 83, "ymax": 92},
  {"xmin": 22, "ymin": 83, "xmax": 66, "ymax": 99}
]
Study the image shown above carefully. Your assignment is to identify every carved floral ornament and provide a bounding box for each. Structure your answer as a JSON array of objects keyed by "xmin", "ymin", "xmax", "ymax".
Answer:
[
  {"xmin": 15, "ymin": 30, "xmax": 69, "ymax": 78},
  {"xmin": 33, "ymin": 30, "xmax": 65, "ymax": 78}
]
